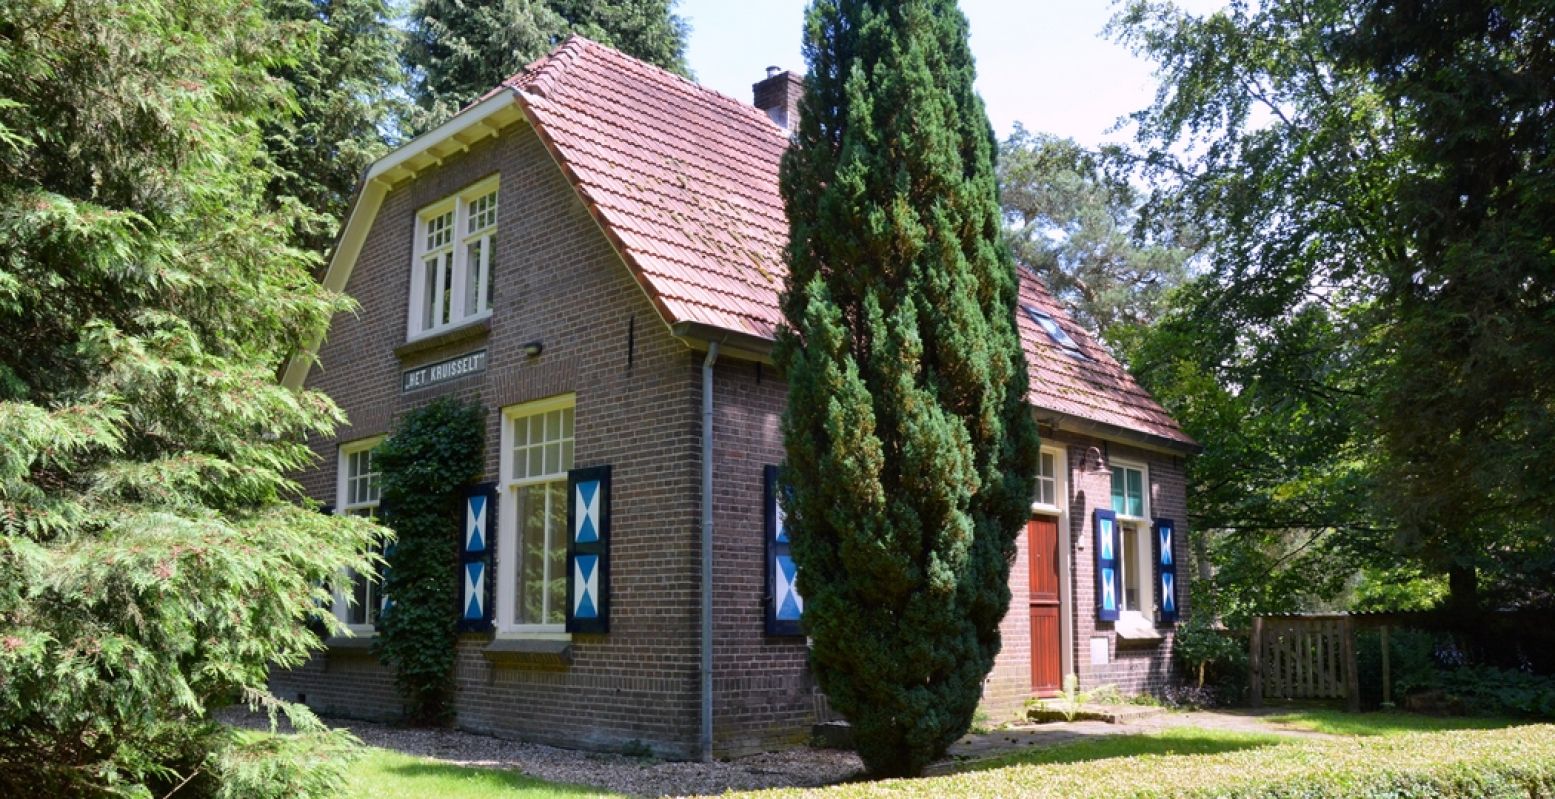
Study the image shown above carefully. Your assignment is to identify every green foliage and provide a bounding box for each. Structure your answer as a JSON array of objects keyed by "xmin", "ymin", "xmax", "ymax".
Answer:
[
  {"xmin": 0, "ymin": 0, "xmax": 381, "ymax": 794},
  {"xmin": 373, "ymin": 398, "xmax": 485, "ymax": 724},
  {"xmin": 1172, "ymin": 615, "xmax": 1246, "ymax": 693},
  {"xmin": 403, "ymin": 0, "xmax": 689, "ymax": 126},
  {"xmin": 1111, "ymin": 0, "xmax": 1555, "ymax": 617},
  {"xmin": 262, "ymin": 0, "xmax": 405, "ymax": 257},
  {"xmin": 997, "ymin": 126, "xmax": 1193, "ymax": 345},
  {"xmin": 731, "ymin": 726, "xmax": 1555, "ymax": 798},
  {"xmin": 776, "ymin": 0, "xmax": 1040, "ymax": 777}
]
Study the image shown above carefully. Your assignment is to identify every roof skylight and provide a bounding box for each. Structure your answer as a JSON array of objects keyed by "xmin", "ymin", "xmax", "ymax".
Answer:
[{"xmin": 1022, "ymin": 305, "xmax": 1089, "ymax": 360}]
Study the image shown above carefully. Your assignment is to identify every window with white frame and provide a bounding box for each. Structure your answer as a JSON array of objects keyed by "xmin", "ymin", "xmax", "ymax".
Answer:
[
  {"xmin": 499, "ymin": 396, "xmax": 575, "ymax": 631},
  {"xmin": 1033, "ymin": 450, "xmax": 1059, "ymax": 509},
  {"xmin": 409, "ymin": 177, "xmax": 498, "ymax": 338},
  {"xmin": 1110, "ymin": 462, "xmax": 1152, "ymax": 615},
  {"xmin": 336, "ymin": 438, "xmax": 383, "ymax": 630}
]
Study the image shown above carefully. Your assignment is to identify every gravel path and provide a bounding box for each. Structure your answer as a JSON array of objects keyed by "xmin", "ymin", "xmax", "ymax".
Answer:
[
  {"xmin": 225, "ymin": 710, "xmax": 862, "ymax": 797},
  {"xmin": 338, "ymin": 720, "xmax": 863, "ymax": 798}
]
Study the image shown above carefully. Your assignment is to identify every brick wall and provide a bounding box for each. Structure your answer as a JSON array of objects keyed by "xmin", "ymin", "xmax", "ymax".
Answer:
[
  {"xmin": 707, "ymin": 360, "xmax": 814, "ymax": 757},
  {"xmin": 273, "ymin": 122, "xmax": 707, "ymax": 759}
]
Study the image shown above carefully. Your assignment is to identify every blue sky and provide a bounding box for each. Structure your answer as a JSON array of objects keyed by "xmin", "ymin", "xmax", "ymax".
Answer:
[{"xmin": 677, "ymin": 1, "xmax": 1219, "ymax": 148}]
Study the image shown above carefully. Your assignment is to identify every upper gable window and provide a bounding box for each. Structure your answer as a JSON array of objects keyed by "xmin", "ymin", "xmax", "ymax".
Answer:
[{"xmin": 409, "ymin": 176, "xmax": 498, "ymax": 339}]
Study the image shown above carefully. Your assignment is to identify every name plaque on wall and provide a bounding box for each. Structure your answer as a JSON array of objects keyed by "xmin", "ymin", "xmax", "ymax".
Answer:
[{"xmin": 403, "ymin": 349, "xmax": 487, "ymax": 392}]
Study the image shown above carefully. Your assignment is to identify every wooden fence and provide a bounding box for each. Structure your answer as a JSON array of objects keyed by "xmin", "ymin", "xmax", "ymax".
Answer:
[{"xmin": 1250, "ymin": 615, "xmax": 1360, "ymax": 710}]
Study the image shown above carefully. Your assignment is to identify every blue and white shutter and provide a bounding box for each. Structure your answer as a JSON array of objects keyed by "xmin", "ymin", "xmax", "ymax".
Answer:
[
  {"xmin": 764, "ymin": 465, "xmax": 803, "ymax": 636},
  {"xmin": 566, "ymin": 465, "xmax": 611, "ymax": 634},
  {"xmin": 1153, "ymin": 517, "xmax": 1179, "ymax": 624},
  {"xmin": 1094, "ymin": 508, "xmax": 1121, "ymax": 622},
  {"xmin": 458, "ymin": 483, "xmax": 497, "ymax": 631}
]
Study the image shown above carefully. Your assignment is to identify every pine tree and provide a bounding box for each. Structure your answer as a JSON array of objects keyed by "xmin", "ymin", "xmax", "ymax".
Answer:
[
  {"xmin": 404, "ymin": 0, "xmax": 689, "ymax": 125},
  {"xmin": 263, "ymin": 0, "xmax": 405, "ymax": 258},
  {"xmin": 0, "ymin": 0, "xmax": 381, "ymax": 793},
  {"xmin": 776, "ymin": 0, "xmax": 1040, "ymax": 777}
]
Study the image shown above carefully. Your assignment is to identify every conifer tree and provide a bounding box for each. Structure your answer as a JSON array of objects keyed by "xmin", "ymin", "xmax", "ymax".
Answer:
[
  {"xmin": 0, "ymin": 0, "xmax": 380, "ymax": 793},
  {"xmin": 404, "ymin": 0, "xmax": 689, "ymax": 125},
  {"xmin": 776, "ymin": 0, "xmax": 1039, "ymax": 777},
  {"xmin": 263, "ymin": 0, "xmax": 405, "ymax": 257}
]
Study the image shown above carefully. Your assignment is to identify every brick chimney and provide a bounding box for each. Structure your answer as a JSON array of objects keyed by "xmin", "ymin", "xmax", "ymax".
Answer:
[{"xmin": 752, "ymin": 66, "xmax": 803, "ymax": 131}]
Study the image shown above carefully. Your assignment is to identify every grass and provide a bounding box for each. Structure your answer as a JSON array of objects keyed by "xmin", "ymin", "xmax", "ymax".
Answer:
[
  {"xmin": 333, "ymin": 711, "xmax": 1545, "ymax": 798},
  {"xmin": 965, "ymin": 726, "xmax": 1288, "ymax": 772},
  {"xmin": 733, "ymin": 724, "xmax": 1555, "ymax": 798},
  {"xmin": 1263, "ymin": 707, "xmax": 1525, "ymax": 736},
  {"xmin": 343, "ymin": 749, "xmax": 619, "ymax": 799}
]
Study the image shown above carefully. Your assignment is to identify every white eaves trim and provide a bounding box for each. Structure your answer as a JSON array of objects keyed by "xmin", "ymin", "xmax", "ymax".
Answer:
[{"xmin": 281, "ymin": 90, "xmax": 525, "ymax": 391}]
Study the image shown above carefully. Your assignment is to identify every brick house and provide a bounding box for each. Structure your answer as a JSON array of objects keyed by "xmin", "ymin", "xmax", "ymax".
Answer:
[{"xmin": 274, "ymin": 37, "xmax": 1200, "ymax": 760}]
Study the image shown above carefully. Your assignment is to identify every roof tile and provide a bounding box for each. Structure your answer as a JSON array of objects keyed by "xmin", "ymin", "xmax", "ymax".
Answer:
[{"xmin": 498, "ymin": 36, "xmax": 1192, "ymax": 447}]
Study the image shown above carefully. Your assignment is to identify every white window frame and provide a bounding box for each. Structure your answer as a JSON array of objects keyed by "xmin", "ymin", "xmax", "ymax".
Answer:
[
  {"xmin": 1031, "ymin": 448, "xmax": 1061, "ymax": 514},
  {"xmin": 334, "ymin": 436, "xmax": 385, "ymax": 635},
  {"xmin": 407, "ymin": 175, "xmax": 498, "ymax": 341},
  {"xmin": 495, "ymin": 394, "xmax": 576, "ymax": 636},
  {"xmin": 1109, "ymin": 458, "xmax": 1154, "ymax": 622}
]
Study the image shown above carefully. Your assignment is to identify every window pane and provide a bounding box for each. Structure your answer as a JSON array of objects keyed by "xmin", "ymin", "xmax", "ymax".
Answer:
[
  {"xmin": 562, "ymin": 407, "xmax": 574, "ymax": 439},
  {"xmin": 560, "ymin": 440, "xmax": 573, "ymax": 473},
  {"xmin": 440, "ymin": 253, "xmax": 454, "ymax": 326},
  {"xmin": 348, "ymin": 567, "xmax": 369, "ymax": 625},
  {"xmin": 1111, "ymin": 468, "xmax": 1125, "ymax": 514},
  {"xmin": 482, "ymin": 234, "xmax": 493, "ymax": 312},
  {"xmin": 546, "ymin": 481, "xmax": 567, "ymax": 625},
  {"xmin": 422, "ymin": 258, "xmax": 437, "ymax": 330},
  {"xmin": 528, "ymin": 446, "xmax": 543, "ymax": 477},
  {"xmin": 464, "ymin": 239, "xmax": 482, "ymax": 317},
  {"xmin": 1128, "ymin": 469, "xmax": 1144, "ymax": 517},
  {"xmin": 518, "ymin": 485, "xmax": 547, "ymax": 624},
  {"xmin": 1121, "ymin": 525, "xmax": 1139, "ymax": 611},
  {"xmin": 1040, "ymin": 452, "xmax": 1054, "ymax": 480}
]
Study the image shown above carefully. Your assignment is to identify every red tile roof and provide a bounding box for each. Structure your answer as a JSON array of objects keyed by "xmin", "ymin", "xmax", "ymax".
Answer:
[{"xmin": 498, "ymin": 37, "xmax": 1194, "ymax": 449}]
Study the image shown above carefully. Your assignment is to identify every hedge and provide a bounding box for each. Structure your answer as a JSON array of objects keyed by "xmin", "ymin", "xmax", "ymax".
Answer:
[{"xmin": 742, "ymin": 725, "xmax": 1555, "ymax": 798}]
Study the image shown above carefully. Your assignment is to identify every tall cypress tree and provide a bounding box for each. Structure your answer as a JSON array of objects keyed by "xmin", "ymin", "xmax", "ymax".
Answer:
[
  {"xmin": 404, "ymin": 0, "xmax": 689, "ymax": 126},
  {"xmin": 776, "ymin": 0, "xmax": 1039, "ymax": 778}
]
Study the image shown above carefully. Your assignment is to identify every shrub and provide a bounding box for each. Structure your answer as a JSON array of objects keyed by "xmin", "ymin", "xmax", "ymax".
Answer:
[{"xmin": 1170, "ymin": 615, "xmax": 1248, "ymax": 706}]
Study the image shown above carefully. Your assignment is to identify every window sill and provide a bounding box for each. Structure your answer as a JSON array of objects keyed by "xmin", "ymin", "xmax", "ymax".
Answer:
[
  {"xmin": 325, "ymin": 633, "xmax": 377, "ymax": 652},
  {"xmin": 396, "ymin": 317, "xmax": 491, "ymax": 359},
  {"xmin": 1115, "ymin": 613, "xmax": 1165, "ymax": 642},
  {"xmin": 482, "ymin": 636, "xmax": 572, "ymax": 670}
]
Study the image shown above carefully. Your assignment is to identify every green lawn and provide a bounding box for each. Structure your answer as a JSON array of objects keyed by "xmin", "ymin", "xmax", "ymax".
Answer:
[
  {"xmin": 339, "ymin": 713, "xmax": 1548, "ymax": 798},
  {"xmin": 964, "ymin": 726, "xmax": 1288, "ymax": 772},
  {"xmin": 1263, "ymin": 707, "xmax": 1525, "ymax": 736},
  {"xmin": 344, "ymin": 749, "xmax": 619, "ymax": 799}
]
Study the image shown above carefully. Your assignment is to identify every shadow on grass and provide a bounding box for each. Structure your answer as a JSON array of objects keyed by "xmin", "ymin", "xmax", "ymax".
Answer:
[
  {"xmin": 1262, "ymin": 708, "xmax": 1530, "ymax": 737},
  {"xmin": 962, "ymin": 728, "xmax": 1287, "ymax": 773}
]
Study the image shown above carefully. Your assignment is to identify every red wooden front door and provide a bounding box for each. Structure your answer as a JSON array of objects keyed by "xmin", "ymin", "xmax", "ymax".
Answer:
[{"xmin": 1028, "ymin": 515, "xmax": 1062, "ymax": 695}]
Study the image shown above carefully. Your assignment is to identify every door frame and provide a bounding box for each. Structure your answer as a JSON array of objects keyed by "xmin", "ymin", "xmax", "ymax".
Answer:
[{"xmin": 1029, "ymin": 444, "xmax": 1073, "ymax": 693}]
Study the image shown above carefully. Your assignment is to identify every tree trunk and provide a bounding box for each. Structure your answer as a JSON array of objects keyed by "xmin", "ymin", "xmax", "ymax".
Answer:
[{"xmin": 1447, "ymin": 565, "xmax": 1478, "ymax": 616}]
